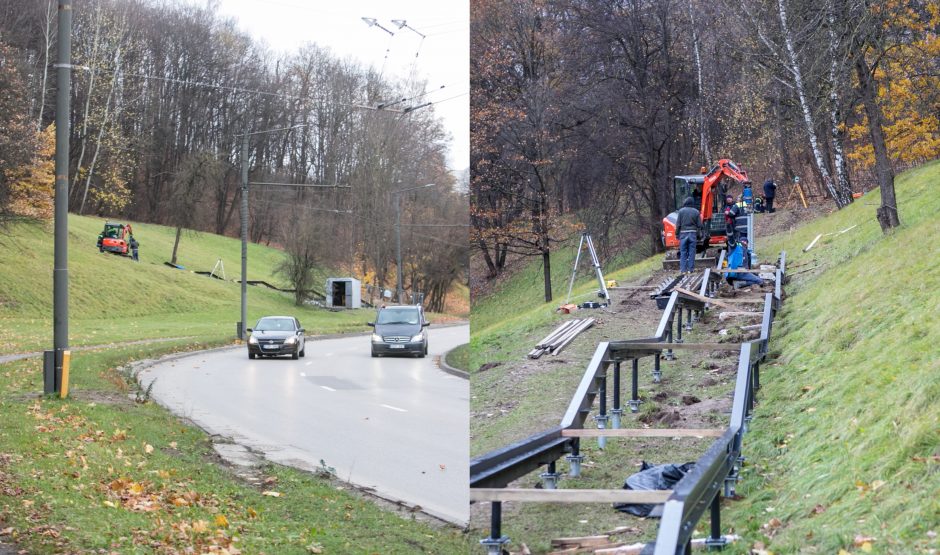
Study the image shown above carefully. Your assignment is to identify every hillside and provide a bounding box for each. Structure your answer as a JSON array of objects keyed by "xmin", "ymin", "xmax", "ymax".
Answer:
[
  {"xmin": 470, "ymin": 160, "xmax": 940, "ymax": 551},
  {"xmin": 0, "ymin": 215, "xmax": 394, "ymax": 355}
]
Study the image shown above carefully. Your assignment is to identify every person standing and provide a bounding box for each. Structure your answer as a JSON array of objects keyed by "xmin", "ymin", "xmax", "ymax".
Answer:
[
  {"xmin": 722, "ymin": 195, "xmax": 736, "ymax": 243},
  {"xmin": 742, "ymin": 181, "xmax": 754, "ymax": 212},
  {"xmin": 129, "ymin": 235, "xmax": 139, "ymax": 261},
  {"xmin": 763, "ymin": 179, "xmax": 777, "ymax": 213},
  {"xmin": 676, "ymin": 196, "xmax": 701, "ymax": 274},
  {"xmin": 732, "ymin": 195, "xmax": 749, "ymax": 243}
]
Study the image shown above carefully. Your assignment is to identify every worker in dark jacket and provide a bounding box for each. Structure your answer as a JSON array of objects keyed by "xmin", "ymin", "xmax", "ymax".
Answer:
[
  {"xmin": 676, "ymin": 196, "xmax": 701, "ymax": 274},
  {"xmin": 763, "ymin": 179, "xmax": 777, "ymax": 213},
  {"xmin": 129, "ymin": 236, "xmax": 139, "ymax": 261},
  {"xmin": 731, "ymin": 196, "xmax": 749, "ymax": 243},
  {"xmin": 722, "ymin": 195, "xmax": 736, "ymax": 243}
]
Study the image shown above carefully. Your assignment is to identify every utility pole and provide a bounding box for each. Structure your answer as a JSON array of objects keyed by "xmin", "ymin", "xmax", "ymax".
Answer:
[
  {"xmin": 395, "ymin": 194, "xmax": 402, "ymax": 303},
  {"xmin": 236, "ymin": 124, "xmax": 350, "ymax": 338},
  {"xmin": 392, "ymin": 183, "xmax": 436, "ymax": 305},
  {"xmin": 239, "ymin": 131, "xmax": 249, "ymax": 340},
  {"xmin": 48, "ymin": 0, "xmax": 72, "ymax": 395}
]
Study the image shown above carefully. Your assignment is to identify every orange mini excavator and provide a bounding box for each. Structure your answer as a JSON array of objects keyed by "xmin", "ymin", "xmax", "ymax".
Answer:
[
  {"xmin": 661, "ymin": 159, "xmax": 750, "ymax": 259},
  {"xmin": 97, "ymin": 221, "xmax": 133, "ymax": 256}
]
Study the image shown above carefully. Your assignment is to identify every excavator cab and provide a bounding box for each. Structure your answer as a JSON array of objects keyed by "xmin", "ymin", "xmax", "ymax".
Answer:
[
  {"xmin": 99, "ymin": 222, "xmax": 133, "ymax": 255},
  {"xmin": 662, "ymin": 159, "xmax": 747, "ymax": 258}
]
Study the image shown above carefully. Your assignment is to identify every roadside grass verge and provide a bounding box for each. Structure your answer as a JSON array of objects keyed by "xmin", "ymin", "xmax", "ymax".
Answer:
[
  {"xmin": 444, "ymin": 343, "xmax": 470, "ymax": 372},
  {"xmin": 0, "ymin": 340, "xmax": 470, "ymax": 554}
]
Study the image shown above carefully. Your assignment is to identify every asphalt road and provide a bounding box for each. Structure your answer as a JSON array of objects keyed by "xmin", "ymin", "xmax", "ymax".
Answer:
[{"xmin": 140, "ymin": 324, "xmax": 469, "ymax": 525}]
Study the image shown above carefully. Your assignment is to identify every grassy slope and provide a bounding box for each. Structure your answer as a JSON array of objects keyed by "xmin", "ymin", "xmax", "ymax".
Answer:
[
  {"xmin": 719, "ymin": 161, "xmax": 940, "ymax": 552},
  {"xmin": 0, "ymin": 215, "xmax": 389, "ymax": 354},
  {"xmin": 471, "ymin": 161, "xmax": 940, "ymax": 552}
]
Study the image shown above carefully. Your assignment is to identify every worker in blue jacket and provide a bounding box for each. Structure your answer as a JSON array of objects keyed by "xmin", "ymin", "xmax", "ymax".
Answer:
[{"xmin": 726, "ymin": 239, "xmax": 762, "ymax": 288}]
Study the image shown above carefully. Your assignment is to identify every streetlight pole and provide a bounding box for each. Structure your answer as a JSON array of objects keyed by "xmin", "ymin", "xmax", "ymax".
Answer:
[{"xmin": 392, "ymin": 183, "xmax": 436, "ymax": 305}]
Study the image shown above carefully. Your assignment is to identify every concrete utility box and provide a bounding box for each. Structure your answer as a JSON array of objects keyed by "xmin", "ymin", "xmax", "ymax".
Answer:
[{"xmin": 325, "ymin": 277, "xmax": 361, "ymax": 309}]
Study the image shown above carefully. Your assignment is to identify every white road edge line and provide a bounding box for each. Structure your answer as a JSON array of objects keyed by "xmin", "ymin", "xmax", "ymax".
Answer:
[
  {"xmin": 380, "ymin": 404, "xmax": 407, "ymax": 412},
  {"xmin": 306, "ymin": 361, "xmax": 313, "ymax": 366},
  {"xmin": 321, "ymin": 386, "xmax": 336, "ymax": 392}
]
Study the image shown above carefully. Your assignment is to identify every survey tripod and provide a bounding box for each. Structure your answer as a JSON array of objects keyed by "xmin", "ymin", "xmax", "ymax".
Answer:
[{"xmin": 565, "ymin": 232, "xmax": 610, "ymax": 306}]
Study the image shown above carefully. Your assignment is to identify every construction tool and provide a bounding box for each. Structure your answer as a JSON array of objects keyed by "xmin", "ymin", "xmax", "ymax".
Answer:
[{"xmin": 565, "ymin": 232, "xmax": 610, "ymax": 306}]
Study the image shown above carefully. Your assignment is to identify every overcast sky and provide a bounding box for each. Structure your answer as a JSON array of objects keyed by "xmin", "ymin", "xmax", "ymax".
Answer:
[{"xmin": 205, "ymin": 0, "xmax": 469, "ymax": 173}]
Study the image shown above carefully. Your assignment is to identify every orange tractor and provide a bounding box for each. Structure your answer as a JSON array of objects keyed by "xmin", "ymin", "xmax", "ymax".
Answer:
[
  {"xmin": 97, "ymin": 222, "xmax": 134, "ymax": 256},
  {"xmin": 661, "ymin": 159, "xmax": 750, "ymax": 267}
]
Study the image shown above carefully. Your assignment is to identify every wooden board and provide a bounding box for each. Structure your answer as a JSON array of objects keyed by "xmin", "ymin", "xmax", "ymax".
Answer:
[
  {"xmin": 469, "ymin": 488, "xmax": 673, "ymax": 504},
  {"xmin": 561, "ymin": 428, "xmax": 724, "ymax": 438},
  {"xmin": 714, "ymin": 268, "xmax": 774, "ymax": 274},
  {"xmin": 672, "ymin": 287, "xmax": 736, "ymax": 310}
]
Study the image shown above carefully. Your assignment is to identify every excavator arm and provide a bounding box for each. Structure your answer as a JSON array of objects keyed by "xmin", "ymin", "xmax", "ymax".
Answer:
[{"xmin": 699, "ymin": 159, "xmax": 749, "ymax": 221}]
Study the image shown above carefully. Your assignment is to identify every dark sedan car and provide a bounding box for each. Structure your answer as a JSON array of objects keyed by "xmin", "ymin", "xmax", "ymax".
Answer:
[
  {"xmin": 247, "ymin": 316, "xmax": 306, "ymax": 359},
  {"xmin": 369, "ymin": 305, "xmax": 429, "ymax": 358}
]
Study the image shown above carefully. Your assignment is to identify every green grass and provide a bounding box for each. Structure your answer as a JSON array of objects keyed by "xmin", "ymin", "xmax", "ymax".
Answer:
[
  {"xmin": 470, "ymin": 160, "xmax": 940, "ymax": 552},
  {"xmin": 0, "ymin": 214, "xmax": 465, "ymax": 355},
  {"xmin": 717, "ymin": 161, "xmax": 940, "ymax": 552},
  {"xmin": 444, "ymin": 343, "xmax": 470, "ymax": 371},
  {"xmin": 0, "ymin": 342, "xmax": 469, "ymax": 553}
]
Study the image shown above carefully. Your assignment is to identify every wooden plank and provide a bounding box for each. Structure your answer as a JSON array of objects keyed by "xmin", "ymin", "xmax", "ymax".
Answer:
[
  {"xmin": 469, "ymin": 488, "xmax": 673, "ymax": 504},
  {"xmin": 713, "ymin": 268, "xmax": 774, "ymax": 274},
  {"xmin": 551, "ymin": 536, "xmax": 615, "ymax": 548},
  {"xmin": 710, "ymin": 297, "xmax": 766, "ymax": 304},
  {"xmin": 608, "ymin": 286, "xmax": 657, "ymax": 290},
  {"xmin": 673, "ymin": 287, "xmax": 736, "ymax": 310},
  {"xmin": 562, "ymin": 428, "xmax": 724, "ymax": 438},
  {"xmin": 610, "ymin": 342, "xmax": 741, "ymax": 352}
]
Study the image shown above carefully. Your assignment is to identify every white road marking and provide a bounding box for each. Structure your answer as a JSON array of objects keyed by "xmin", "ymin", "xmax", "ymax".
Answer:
[
  {"xmin": 300, "ymin": 372, "xmax": 306, "ymax": 377},
  {"xmin": 321, "ymin": 386, "xmax": 336, "ymax": 392},
  {"xmin": 306, "ymin": 361, "xmax": 313, "ymax": 366},
  {"xmin": 381, "ymin": 404, "xmax": 407, "ymax": 412}
]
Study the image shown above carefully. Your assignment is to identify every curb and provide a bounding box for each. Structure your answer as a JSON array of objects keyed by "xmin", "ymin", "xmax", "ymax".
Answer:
[{"xmin": 438, "ymin": 345, "xmax": 470, "ymax": 380}]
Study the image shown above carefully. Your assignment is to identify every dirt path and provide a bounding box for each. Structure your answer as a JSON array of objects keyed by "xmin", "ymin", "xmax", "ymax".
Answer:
[{"xmin": 0, "ymin": 336, "xmax": 198, "ymax": 365}]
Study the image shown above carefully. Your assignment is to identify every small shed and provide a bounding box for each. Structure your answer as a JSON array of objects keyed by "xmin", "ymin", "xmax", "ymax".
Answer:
[{"xmin": 325, "ymin": 277, "xmax": 361, "ymax": 309}]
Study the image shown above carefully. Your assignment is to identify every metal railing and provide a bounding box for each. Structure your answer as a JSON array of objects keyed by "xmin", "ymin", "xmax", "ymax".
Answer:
[{"xmin": 471, "ymin": 251, "xmax": 787, "ymax": 554}]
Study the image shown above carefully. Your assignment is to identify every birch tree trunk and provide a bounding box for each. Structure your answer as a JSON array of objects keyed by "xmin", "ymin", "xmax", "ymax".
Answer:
[
  {"xmin": 826, "ymin": 1, "xmax": 853, "ymax": 204},
  {"xmin": 79, "ymin": 46, "xmax": 122, "ymax": 215},
  {"xmin": 776, "ymin": 0, "xmax": 848, "ymax": 208},
  {"xmin": 688, "ymin": 0, "xmax": 711, "ymax": 166},
  {"xmin": 71, "ymin": 0, "xmax": 103, "ymax": 196},
  {"xmin": 37, "ymin": 0, "xmax": 55, "ymax": 129}
]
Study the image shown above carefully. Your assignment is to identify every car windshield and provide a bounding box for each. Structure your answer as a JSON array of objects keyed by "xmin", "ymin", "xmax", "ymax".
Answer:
[
  {"xmin": 376, "ymin": 308, "xmax": 420, "ymax": 325},
  {"xmin": 254, "ymin": 318, "xmax": 296, "ymax": 332}
]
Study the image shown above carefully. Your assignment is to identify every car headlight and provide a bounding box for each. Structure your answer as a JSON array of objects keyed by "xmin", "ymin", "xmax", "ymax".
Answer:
[
  {"xmin": 248, "ymin": 335, "xmax": 258, "ymax": 345},
  {"xmin": 410, "ymin": 332, "xmax": 424, "ymax": 342},
  {"xmin": 371, "ymin": 334, "xmax": 383, "ymax": 343},
  {"xmin": 284, "ymin": 336, "xmax": 297, "ymax": 345}
]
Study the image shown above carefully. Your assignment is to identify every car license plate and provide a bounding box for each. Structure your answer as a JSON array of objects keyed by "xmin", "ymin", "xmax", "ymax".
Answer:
[
  {"xmin": 390, "ymin": 344, "xmax": 405, "ymax": 349},
  {"xmin": 263, "ymin": 344, "xmax": 277, "ymax": 349}
]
